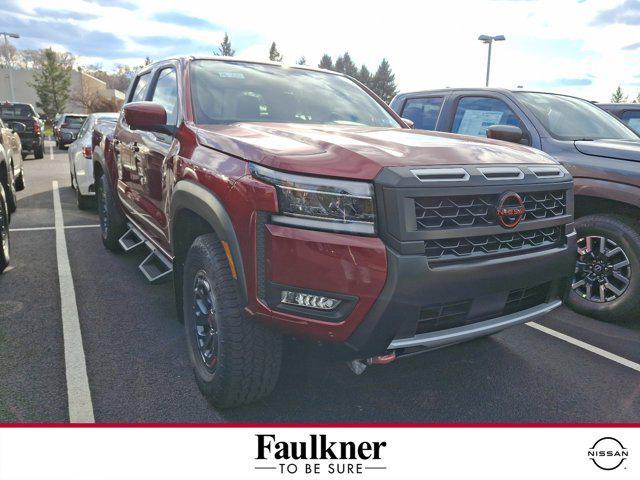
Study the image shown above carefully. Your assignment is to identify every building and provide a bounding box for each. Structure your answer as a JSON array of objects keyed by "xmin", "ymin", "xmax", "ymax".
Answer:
[{"xmin": 0, "ymin": 67, "xmax": 124, "ymax": 115}]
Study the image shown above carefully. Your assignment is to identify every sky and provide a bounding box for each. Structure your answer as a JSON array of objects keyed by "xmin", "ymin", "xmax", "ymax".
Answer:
[{"xmin": 0, "ymin": 0, "xmax": 639, "ymax": 102}]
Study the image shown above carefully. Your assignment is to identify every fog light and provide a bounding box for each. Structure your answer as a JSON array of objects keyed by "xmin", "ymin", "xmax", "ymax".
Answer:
[{"xmin": 280, "ymin": 290, "xmax": 341, "ymax": 310}]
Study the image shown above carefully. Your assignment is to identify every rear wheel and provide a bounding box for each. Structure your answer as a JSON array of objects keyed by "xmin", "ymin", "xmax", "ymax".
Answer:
[
  {"xmin": 74, "ymin": 169, "xmax": 92, "ymax": 210},
  {"xmin": 14, "ymin": 170, "xmax": 25, "ymax": 191},
  {"xmin": 34, "ymin": 143, "xmax": 44, "ymax": 159},
  {"xmin": 567, "ymin": 214, "xmax": 640, "ymax": 322},
  {"xmin": 183, "ymin": 234, "xmax": 282, "ymax": 408},
  {"xmin": 0, "ymin": 183, "xmax": 10, "ymax": 273},
  {"xmin": 96, "ymin": 173, "xmax": 126, "ymax": 251}
]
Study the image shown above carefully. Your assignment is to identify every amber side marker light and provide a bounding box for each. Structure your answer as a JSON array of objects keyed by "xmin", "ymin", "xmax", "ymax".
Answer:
[{"xmin": 221, "ymin": 241, "xmax": 237, "ymax": 279}]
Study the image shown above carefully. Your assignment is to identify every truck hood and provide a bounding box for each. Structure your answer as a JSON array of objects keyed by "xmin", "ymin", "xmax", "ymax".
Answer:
[
  {"xmin": 195, "ymin": 123, "xmax": 556, "ymax": 180},
  {"xmin": 574, "ymin": 139, "xmax": 640, "ymax": 162}
]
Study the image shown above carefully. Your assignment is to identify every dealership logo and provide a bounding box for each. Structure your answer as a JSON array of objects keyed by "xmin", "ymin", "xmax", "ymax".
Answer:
[
  {"xmin": 495, "ymin": 191, "xmax": 525, "ymax": 229},
  {"xmin": 254, "ymin": 434, "xmax": 387, "ymax": 475},
  {"xmin": 587, "ymin": 437, "xmax": 629, "ymax": 471}
]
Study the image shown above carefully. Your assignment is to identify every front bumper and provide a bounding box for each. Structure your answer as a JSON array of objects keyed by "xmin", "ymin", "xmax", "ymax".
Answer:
[{"xmin": 340, "ymin": 228, "xmax": 576, "ymax": 358}]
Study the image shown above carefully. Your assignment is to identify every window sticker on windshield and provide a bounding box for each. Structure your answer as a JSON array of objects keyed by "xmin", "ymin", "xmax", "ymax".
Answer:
[
  {"xmin": 458, "ymin": 110, "xmax": 504, "ymax": 136},
  {"xmin": 218, "ymin": 72, "xmax": 245, "ymax": 79}
]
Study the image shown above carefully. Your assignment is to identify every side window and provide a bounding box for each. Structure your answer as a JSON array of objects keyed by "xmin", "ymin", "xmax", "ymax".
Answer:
[
  {"xmin": 453, "ymin": 97, "xmax": 524, "ymax": 137},
  {"xmin": 621, "ymin": 111, "xmax": 640, "ymax": 135},
  {"xmin": 150, "ymin": 68, "xmax": 178, "ymax": 125},
  {"xmin": 401, "ymin": 97, "xmax": 443, "ymax": 131},
  {"xmin": 130, "ymin": 73, "xmax": 151, "ymax": 103}
]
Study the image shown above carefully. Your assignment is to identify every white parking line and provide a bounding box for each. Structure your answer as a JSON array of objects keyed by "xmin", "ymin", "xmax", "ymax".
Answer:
[
  {"xmin": 52, "ymin": 180, "xmax": 95, "ymax": 423},
  {"xmin": 49, "ymin": 141, "xmax": 54, "ymax": 161},
  {"xmin": 10, "ymin": 224, "xmax": 100, "ymax": 232},
  {"xmin": 527, "ymin": 321, "xmax": 640, "ymax": 373}
]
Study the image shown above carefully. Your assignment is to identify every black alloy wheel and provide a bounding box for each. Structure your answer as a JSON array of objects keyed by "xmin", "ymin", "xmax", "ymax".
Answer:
[
  {"xmin": 0, "ymin": 183, "xmax": 10, "ymax": 273},
  {"xmin": 192, "ymin": 270, "xmax": 219, "ymax": 372}
]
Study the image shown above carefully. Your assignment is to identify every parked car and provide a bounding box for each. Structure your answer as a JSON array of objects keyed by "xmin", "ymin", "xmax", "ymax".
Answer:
[
  {"xmin": 0, "ymin": 182, "xmax": 9, "ymax": 273},
  {"xmin": 94, "ymin": 58, "xmax": 575, "ymax": 407},
  {"xmin": 0, "ymin": 117, "xmax": 25, "ymax": 213},
  {"xmin": 68, "ymin": 112, "xmax": 119, "ymax": 209},
  {"xmin": 597, "ymin": 103, "xmax": 640, "ymax": 135},
  {"xmin": 391, "ymin": 88, "xmax": 640, "ymax": 322},
  {"xmin": 0, "ymin": 102, "xmax": 44, "ymax": 159},
  {"xmin": 54, "ymin": 113, "xmax": 88, "ymax": 149}
]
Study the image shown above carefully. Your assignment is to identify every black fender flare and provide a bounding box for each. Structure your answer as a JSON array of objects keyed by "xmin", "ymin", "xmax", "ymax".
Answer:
[{"xmin": 170, "ymin": 180, "xmax": 248, "ymax": 304}]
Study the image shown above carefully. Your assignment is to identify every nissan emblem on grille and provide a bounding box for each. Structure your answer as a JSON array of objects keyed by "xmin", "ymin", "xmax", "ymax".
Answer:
[{"xmin": 496, "ymin": 192, "xmax": 526, "ymax": 229}]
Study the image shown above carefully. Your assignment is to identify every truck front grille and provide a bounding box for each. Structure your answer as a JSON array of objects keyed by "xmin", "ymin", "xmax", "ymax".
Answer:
[
  {"xmin": 424, "ymin": 226, "xmax": 562, "ymax": 262},
  {"xmin": 414, "ymin": 191, "xmax": 566, "ymax": 230}
]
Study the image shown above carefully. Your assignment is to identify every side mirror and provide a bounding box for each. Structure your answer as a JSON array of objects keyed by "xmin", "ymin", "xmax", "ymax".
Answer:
[
  {"xmin": 486, "ymin": 125, "xmax": 523, "ymax": 144},
  {"xmin": 123, "ymin": 101, "xmax": 174, "ymax": 135},
  {"xmin": 9, "ymin": 122, "xmax": 26, "ymax": 134},
  {"xmin": 401, "ymin": 117, "xmax": 415, "ymax": 129}
]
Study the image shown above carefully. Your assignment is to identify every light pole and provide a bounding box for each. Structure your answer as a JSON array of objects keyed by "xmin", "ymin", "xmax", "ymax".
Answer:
[
  {"xmin": 478, "ymin": 34, "xmax": 505, "ymax": 87},
  {"xmin": 1, "ymin": 32, "xmax": 20, "ymax": 102}
]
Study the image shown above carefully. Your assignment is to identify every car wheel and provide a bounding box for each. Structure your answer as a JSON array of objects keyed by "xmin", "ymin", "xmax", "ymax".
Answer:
[
  {"xmin": 76, "ymin": 185, "xmax": 92, "ymax": 210},
  {"xmin": 0, "ymin": 183, "xmax": 10, "ymax": 273},
  {"xmin": 566, "ymin": 214, "xmax": 640, "ymax": 322},
  {"xmin": 4, "ymin": 165, "xmax": 17, "ymax": 214},
  {"xmin": 34, "ymin": 143, "xmax": 44, "ymax": 159},
  {"xmin": 183, "ymin": 233, "xmax": 282, "ymax": 408},
  {"xmin": 96, "ymin": 172, "xmax": 126, "ymax": 251},
  {"xmin": 70, "ymin": 172, "xmax": 75, "ymax": 190},
  {"xmin": 14, "ymin": 170, "xmax": 25, "ymax": 191}
]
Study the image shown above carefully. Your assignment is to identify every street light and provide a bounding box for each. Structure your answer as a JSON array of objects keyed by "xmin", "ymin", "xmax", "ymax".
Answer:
[
  {"xmin": 1, "ymin": 32, "xmax": 20, "ymax": 102},
  {"xmin": 478, "ymin": 34, "xmax": 505, "ymax": 87}
]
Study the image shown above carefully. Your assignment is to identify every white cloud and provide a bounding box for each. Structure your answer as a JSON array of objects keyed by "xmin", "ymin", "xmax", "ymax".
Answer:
[{"xmin": 7, "ymin": 0, "xmax": 640, "ymax": 101}]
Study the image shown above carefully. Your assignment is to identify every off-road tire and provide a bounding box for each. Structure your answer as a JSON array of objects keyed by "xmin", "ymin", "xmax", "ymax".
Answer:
[
  {"xmin": 566, "ymin": 214, "xmax": 640, "ymax": 322},
  {"xmin": 96, "ymin": 173, "xmax": 126, "ymax": 252},
  {"xmin": 0, "ymin": 183, "xmax": 10, "ymax": 273},
  {"xmin": 183, "ymin": 233, "xmax": 282, "ymax": 408}
]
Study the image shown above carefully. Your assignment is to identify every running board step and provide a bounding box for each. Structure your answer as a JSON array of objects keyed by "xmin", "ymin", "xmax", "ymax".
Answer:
[
  {"xmin": 139, "ymin": 249, "xmax": 173, "ymax": 284},
  {"xmin": 118, "ymin": 227, "xmax": 145, "ymax": 252}
]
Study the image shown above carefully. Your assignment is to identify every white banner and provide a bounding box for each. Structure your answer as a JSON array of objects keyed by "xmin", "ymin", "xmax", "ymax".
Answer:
[{"xmin": 0, "ymin": 427, "xmax": 636, "ymax": 479}]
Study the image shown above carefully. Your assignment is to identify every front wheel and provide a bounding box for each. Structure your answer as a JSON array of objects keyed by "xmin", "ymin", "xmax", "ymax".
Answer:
[
  {"xmin": 566, "ymin": 214, "xmax": 640, "ymax": 322},
  {"xmin": 96, "ymin": 173, "xmax": 126, "ymax": 251},
  {"xmin": 4, "ymin": 165, "xmax": 17, "ymax": 214},
  {"xmin": 183, "ymin": 234, "xmax": 282, "ymax": 408},
  {"xmin": 0, "ymin": 183, "xmax": 10, "ymax": 273}
]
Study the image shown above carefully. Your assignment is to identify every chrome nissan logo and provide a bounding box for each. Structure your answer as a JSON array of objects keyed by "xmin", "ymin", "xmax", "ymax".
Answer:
[{"xmin": 496, "ymin": 192, "xmax": 525, "ymax": 229}]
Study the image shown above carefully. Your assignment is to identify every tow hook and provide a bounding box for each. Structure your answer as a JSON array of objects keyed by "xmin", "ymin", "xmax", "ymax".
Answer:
[{"xmin": 347, "ymin": 351, "xmax": 397, "ymax": 375}]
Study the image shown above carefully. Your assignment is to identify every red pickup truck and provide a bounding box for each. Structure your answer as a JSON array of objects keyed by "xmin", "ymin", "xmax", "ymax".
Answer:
[{"xmin": 93, "ymin": 57, "xmax": 576, "ymax": 407}]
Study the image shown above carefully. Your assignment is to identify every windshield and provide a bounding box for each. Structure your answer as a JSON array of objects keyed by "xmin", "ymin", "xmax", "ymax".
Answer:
[
  {"xmin": 64, "ymin": 116, "xmax": 87, "ymax": 127},
  {"xmin": 515, "ymin": 92, "xmax": 638, "ymax": 141},
  {"xmin": 0, "ymin": 104, "xmax": 36, "ymax": 119},
  {"xmin": 190, "ymin": 60, "xmax": 400, "ymax": 128}
]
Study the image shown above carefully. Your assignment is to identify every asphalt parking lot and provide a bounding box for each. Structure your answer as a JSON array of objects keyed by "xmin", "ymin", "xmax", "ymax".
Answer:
[{"xmin": 1, "ymin": 140, "xmax": 639, "ymax": 423}]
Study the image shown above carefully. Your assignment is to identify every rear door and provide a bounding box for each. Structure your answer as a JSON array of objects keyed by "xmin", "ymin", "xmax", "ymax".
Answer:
[{"xmin": 398, "ymin": 96, "xmax": 445, "ymax": 132}]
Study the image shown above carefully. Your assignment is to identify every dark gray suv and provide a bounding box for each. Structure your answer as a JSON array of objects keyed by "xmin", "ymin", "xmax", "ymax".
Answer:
[{"xmin": 391, "ymin": 89, "xmax": 640, "ymax": 322}]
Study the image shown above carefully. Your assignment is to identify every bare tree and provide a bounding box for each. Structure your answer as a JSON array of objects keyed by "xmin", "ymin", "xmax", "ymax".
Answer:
[{"xmin": 72, "ymin": 82, "xmax": 122, "ymax": 113}]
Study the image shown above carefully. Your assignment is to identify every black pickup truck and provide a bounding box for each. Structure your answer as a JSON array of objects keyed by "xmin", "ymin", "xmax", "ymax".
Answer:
[
  {"xmin": 0, "ymin": 102, "xmax": 44, "ymax": 159},
  {"xmin": 391, "ymin": 89, "xmax": 640, "ymax": 322}
]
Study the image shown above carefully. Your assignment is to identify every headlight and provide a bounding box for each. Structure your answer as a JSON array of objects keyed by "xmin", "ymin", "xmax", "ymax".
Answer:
[{"xmin": 250, "ymin": 163, "xmax": 376, "ymax": 235}]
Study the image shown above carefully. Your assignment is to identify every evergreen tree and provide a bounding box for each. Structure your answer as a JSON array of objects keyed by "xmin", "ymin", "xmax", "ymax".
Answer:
[
  {"xmin": 635, "ymin": 92, "xmax": 640, "ymax": 103},
  {"xmin": 318, "ymin": 54, "xmax": 333, "ymax": 70},
  {"xmin": 611, "ymin": 85, "xmax": 627, "ymax": 103},
  {"xmin": 296, "ymin": 56, "xmax": 307, "ymax": 65},
  {"xmin": 334, "ymin": 54, "xmax": 345, "ymax": 73},
  {"xmin": 372, "ymin": 58, "xmax": 398, "ymax": 103},
  {"xmin": 143, "ymin": 56, "xmax": 153, "ymax": 66},
  {"xmin": 357, "ymin": 65, "xmax": 372, "ymax": 87},
  {"xmin": 215, "ymin": 33, "xmax": 235, "ymax": 56},
  {"xmin": 340, "ymin": 52, "xmax": 358, "ymax": 78},
  {"xmin": 269, "ymin": 42, "xmax": 282, "ymax": 62},
  {"xmin": 29, "ymin": 48, "xmax": 72, "ymax": 118}
]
